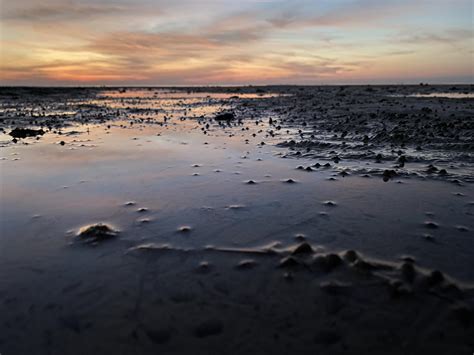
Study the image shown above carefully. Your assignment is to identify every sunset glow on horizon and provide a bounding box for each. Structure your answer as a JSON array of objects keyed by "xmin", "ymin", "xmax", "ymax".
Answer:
[{"xmin": 1, "ymin": 0, "xmax": 473, "ymax": 86}]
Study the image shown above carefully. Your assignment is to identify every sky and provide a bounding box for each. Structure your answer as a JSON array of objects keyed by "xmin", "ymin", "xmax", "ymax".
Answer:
[{"xmin": 0, "ymin": 0, "xmax": 473, "ymax": 86}]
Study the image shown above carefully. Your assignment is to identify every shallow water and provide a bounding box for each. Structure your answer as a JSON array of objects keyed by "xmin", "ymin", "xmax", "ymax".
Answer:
[
  {"xmin": 97, "ymin": 88, "xmax": 286, "ymax": 99},
  {"xmin": 390, "ymin": 92, "xmax": 474, "ymax": 99},
  {"xmin": 1, "ymin": 112, "xmax": 473, "ymax": 278}
]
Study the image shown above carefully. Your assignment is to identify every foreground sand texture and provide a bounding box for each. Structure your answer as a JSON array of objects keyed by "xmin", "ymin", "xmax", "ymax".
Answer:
[{"xmin": 0, "ymin": 86, "xmax": 473, "ymax": 354}]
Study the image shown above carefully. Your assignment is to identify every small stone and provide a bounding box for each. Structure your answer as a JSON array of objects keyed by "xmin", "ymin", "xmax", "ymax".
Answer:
[
  {"xmin": 236, "ymin": 259, "xmax": 257, "ymax": 269},
  {"xmin": 294, "ymin": 234, "xmax": 306, "ymax": 242},
  {"xmin": 291, "ymin": 242, "xmax": 314, "ymax": 255},
  {"xmin": 424, "ymin": 221, "xmax": 439, "ymax": 229},
  {"xmin": 178, "ymin": 226, "xmax": 192, "ymax": 233},
  {"xmin": 197, "ymin": 261, "xmax": 211, "ymax": 273},
  {"xmin": 343, "ymin": 250, "xmax": 359, "ymax": 263},
  {"xmin": 382, "ymin": 169, "xmax": 397, "ymax": 181},
  {"xmin": 456, "ymin": 225, "xmax": 469, "ymax": 232},
  {"xmin": 76, "ymin": 223, "xmax": 118, "ymax": 243}
]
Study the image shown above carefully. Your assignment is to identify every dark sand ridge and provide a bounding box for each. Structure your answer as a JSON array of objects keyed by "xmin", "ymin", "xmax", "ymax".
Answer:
[{"xmin": 0, "ymin": 86, "xmax": 473, "ymax": 354}]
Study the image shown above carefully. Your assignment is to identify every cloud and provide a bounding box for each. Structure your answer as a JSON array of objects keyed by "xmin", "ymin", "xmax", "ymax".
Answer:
[
  {"xmin": 253, "ymin": 0, "xmax": 423, "ymax": 30},
  {"xmin": 385, "ymin": 50, "xmax": 415, "ymax": 56},
  {"xmin": 1, "ymin": 1, "xmax": 131, "ymax": 22},
  {"xmin": 396, "ymin": 29, "xmax": 473, "ymax": 45}
]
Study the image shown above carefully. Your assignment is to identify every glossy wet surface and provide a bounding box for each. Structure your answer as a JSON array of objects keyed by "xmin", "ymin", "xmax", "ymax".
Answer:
[{"xmin": 1, "ymin": 109, "xmax": 473, "ymax": 270}]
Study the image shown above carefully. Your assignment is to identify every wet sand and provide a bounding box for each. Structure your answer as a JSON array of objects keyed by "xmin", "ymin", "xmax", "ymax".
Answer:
[{"xmin": 0, "ymin": 86, "xmax": 473, "ymax": 354}]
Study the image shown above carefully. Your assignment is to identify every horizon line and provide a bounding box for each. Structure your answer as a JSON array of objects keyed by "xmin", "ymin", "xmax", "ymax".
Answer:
[{"xmin": 1, "ymin": 83, "xmax": 473, "ymax": 89}]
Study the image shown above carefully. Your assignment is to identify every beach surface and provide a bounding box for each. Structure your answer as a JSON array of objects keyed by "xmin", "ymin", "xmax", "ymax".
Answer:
[{"xmin": 0, "ymin": 86, "xmax": 473, "ymax": 354}]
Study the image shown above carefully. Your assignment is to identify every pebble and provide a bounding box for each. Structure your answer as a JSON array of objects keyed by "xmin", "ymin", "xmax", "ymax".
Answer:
[
  {"xmin": 294, "ymin": 234, "xmax": 306, "ymax": 242},
  {"xmin": 291, "ymin": 242, "xmax": 314, "ymax": 255},
  {"xmin": 76, "ymin": 223, "xmax": 118, "ymax": 243},
  {"xmin": 227, "ymin": 204, "xmax": 245, "ymax": 210},
  {"xmin": 382, "ymin": 169, "xmax": 397, "ymax": 181},
  {"xmin": 424, "ymin": 221, "xmax": 439, "ymax": 229},
  {"xmin": 137, "ymin": 218, "xmax": 151, "ymax": 224},
  {"xmin": 197, "ymin": 261, "xmax": 211, "ymax": 273},
  {"xmin": 455, "ymin": 225, "xmax": 469, "ymax": 232},
  {"xmin": 236, "ymin": 259, "xmax": 258, "ymax": 269},
  {"xmin": 343, "ymin": 250, "xmax": 359, "ymax": 263}
]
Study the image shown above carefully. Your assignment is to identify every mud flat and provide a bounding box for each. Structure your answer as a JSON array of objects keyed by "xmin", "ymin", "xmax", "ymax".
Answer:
[{"xmin": 0, "ymin": 86, "xmax": 473, "ymax": 354}]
